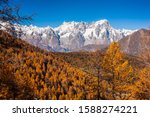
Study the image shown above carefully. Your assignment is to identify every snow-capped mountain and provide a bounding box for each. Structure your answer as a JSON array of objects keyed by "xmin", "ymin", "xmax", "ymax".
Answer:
[
  {"xmin": 18, "ymin": 25, "xmax": 65, "ymax": 52},
  {"xmin": 55, "ymin": 20, "xmax": 134, "ymax": 50},
  {"xmin": 0, "ymin": 19, "xmax": 135, "ymax": 52}
]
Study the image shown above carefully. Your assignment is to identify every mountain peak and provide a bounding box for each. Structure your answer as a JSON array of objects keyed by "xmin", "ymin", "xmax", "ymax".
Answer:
[
  {"xmin": 61, "ymin": 19, "xmax": 109, "ymax": 27},
  {"xmin": 94, "ymin": 19, "xmax": 109, "ymax": 25}
]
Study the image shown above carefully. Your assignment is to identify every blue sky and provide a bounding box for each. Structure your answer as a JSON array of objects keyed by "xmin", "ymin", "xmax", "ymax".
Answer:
[{"xmin": 14, "ymin": 0, "xmax": 150, "ymax": 29}]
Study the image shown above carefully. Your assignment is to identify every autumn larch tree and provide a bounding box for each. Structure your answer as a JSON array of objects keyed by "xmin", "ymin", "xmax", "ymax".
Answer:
[
  {"xmin": 101, "ymin": 42, "xmax": 133, "ymax": 99},
  {"xmin": 135, "ymin": 68, "xmax": 150, "ymax": 99}
]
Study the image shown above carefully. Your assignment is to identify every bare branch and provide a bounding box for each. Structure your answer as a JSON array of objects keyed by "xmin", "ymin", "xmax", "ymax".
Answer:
[{"xmin": 0, "ymin": 0, "xmax": 33, "ymax": 32}]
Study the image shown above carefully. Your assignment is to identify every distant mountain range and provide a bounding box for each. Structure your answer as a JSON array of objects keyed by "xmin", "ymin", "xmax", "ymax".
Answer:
[{"xmin": 0, "ymin": 19, "xmax": 135, "ymax": 52}]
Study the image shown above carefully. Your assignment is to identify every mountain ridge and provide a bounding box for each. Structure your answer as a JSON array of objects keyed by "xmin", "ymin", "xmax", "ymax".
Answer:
[
  {"xmin": 0, "ymin": 19, "xmax": 135, "ymax": 52},
  {"xmin": 119, "ymin": 29, "xmax": 150, "ymax": 58}
]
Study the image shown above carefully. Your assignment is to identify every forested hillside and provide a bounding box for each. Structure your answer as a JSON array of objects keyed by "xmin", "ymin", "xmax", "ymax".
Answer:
[
  {"xmin": 0, "ymin": 30, "xmax": 96, "ymax": 100},
  {"xmin": 0, "ymin": 30, "xmax": 149, "ymax": 100}
]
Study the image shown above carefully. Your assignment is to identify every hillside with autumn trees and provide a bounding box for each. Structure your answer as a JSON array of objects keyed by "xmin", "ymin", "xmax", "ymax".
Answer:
[{"xmin": 0, "ymin": 30, "xmax": 150, "ymax": 100}]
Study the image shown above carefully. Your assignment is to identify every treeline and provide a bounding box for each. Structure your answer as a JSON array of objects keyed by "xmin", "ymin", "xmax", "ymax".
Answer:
[{"xmin": 0, "ymin": 30, "xmax": 150, "ymax": 100}]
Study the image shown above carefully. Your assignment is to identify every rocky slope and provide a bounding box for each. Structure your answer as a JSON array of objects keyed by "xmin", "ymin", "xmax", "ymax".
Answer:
[{"xmin": 119, "ymin": 29, "xmax": 150, "ymax": 57}]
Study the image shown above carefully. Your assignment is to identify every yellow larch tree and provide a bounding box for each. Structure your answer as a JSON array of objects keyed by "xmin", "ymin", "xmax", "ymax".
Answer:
[
  {"xmin": 134, "ymin": 68, "xmax": 150, "ymax": 99},
  {"xmin": 101, "ymin": 42, "xmax": 134, "ymax": 99}
]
